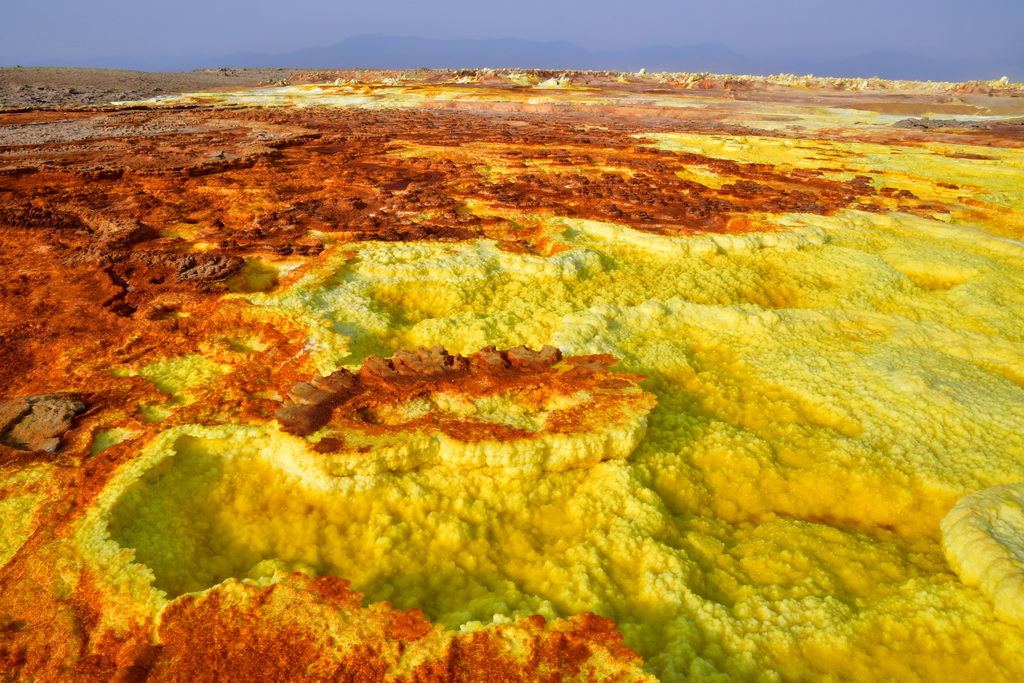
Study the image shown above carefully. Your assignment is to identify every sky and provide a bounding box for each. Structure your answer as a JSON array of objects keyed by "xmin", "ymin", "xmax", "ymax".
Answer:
[{"xmin": 2, "ymin": 0, "xmax": 1022, "ymax": 73}]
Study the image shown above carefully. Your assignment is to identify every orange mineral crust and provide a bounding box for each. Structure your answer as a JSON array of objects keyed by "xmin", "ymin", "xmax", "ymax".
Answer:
[
  {"xmin": 152, "ymin": 575, "xmax": 648, "ymax": 682},
  {"xmin": 278, "ymin": 344, "xmax": 654, "ymax": 454},
  {"xmin": 1, "ymin": 555, "xmax": 649, "ymax": 681},
  {"xmin": 3, "ymin": 70, "xmax": 1024, "ymax": 681}
]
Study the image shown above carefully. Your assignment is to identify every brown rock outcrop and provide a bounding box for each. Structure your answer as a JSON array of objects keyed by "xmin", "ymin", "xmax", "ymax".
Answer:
[{"xmin": 0, "ymin": 393, "xmax": 85, "ymax": 452}]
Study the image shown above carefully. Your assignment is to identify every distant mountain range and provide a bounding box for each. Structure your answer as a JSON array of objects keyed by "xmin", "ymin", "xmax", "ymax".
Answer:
[
  {"xmin": 11, "ymin": 35, "xmax": 1024, "ymax": 82},
  {"xmin": 221, "ymin": 35, "xmax": 761, "ymax": 76}
]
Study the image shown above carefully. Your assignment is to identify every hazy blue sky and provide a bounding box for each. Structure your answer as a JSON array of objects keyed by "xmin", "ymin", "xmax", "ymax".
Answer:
[{"xmin": 2, "ymin": 0, "xmax": 1022, "ymax": 65}]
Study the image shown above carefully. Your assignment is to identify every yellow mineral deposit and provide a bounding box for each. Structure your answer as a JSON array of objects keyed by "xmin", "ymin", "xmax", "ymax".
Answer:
[{"xmin": 2, "ymin": 71, "xmax": 1024, "ymax": 680}]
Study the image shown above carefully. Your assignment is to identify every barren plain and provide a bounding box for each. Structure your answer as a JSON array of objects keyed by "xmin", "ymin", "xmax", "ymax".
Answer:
[{"xmin": 2, "ymin": 67, "xmax": 1024, "ymax": 681}]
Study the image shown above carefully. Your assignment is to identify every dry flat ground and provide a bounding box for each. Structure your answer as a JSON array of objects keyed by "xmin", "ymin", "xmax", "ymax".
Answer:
[
  {"xmin": 2, "ymin": 68, "xmax": 1024, "ymax": 681},
  {"xmin": 0, "ymin": 66, "xmax": 543, "ymax": 107},
  {"xmin": 0, "ymin": 67, "xmax": 305, "ymax": 107}
]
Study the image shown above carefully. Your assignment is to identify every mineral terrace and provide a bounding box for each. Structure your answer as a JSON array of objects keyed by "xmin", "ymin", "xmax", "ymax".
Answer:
[{"xmin": 2, "ymin": 67, "xmax": 1024, "ymax": 681}]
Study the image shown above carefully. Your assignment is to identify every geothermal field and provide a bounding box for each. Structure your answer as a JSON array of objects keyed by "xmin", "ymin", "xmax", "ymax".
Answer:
[{"xmin": 1, "ymin": 67, "xmax": 1024, "ymax": 680}]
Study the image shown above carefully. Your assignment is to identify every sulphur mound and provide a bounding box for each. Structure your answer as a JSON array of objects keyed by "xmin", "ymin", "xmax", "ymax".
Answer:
[
  {"xmin": 276, "ymin": 344, "xmax": 656, "ymax": 474},
  {"xmin": 941, "ymin": 483, "xmax": 1024, "ymax": 624}
]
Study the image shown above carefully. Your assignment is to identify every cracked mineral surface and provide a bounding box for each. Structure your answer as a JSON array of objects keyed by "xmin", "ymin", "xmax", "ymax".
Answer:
[{"xmin": 2, "ymin": 69, "xmax": 1024, "ymax": 681}]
